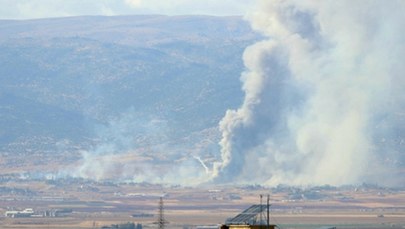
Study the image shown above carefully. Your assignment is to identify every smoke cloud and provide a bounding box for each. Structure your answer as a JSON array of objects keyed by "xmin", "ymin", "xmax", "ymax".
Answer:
[
  {"xmin": 65, "ymin": 0, "xmax": 404, "ymax": 187},
  {"xmin": 72, "ymin": 110, "xmax": 215, "ymax": 185},
  {"xmin": 213, "ymin": 0, "xmax": 405, "ymax": 186}
]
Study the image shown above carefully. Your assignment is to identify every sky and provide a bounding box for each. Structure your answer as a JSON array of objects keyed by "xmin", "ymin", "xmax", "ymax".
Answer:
[{"xmin": 0, "ymin": 0, "xmax": 255, "ymax": 19}]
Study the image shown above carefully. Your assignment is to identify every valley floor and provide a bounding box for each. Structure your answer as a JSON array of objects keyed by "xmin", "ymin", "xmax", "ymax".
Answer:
[{"xmin": 0, "ymin": 180, "xmax": 404, "ymax": 229}]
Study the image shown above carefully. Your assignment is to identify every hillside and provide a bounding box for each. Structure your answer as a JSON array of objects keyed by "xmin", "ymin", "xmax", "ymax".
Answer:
[{"xmin": 0, "ymin": 15, "xmax": 260, "ymax": 179}]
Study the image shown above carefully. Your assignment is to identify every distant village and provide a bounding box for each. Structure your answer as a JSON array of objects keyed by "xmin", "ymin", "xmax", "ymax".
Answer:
[
  {"xmin": 0, "ymin": 173, "xmax": 404, "ymax": 229},
  {"xmin": 4, "ymin": 207, "xmax": 72, "ymax": 218}
]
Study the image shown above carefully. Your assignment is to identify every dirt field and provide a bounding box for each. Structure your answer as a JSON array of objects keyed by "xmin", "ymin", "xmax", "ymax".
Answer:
[{"xmin": 0, "ymin": 181, "xmax": 404, "ymax": 229}]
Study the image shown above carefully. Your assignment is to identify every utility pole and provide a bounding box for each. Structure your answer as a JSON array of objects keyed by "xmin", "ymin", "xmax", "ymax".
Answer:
[
  {"xmin": 267, "ymin": 194, "xmax": 270, "ymax": 229},
  {"xmin": 260, "ymin": 194, "xmax": 263, "ymax": 228},
  {"xmin": 157, "ymin": 197, "xmax": 167, "ymax": 229}
]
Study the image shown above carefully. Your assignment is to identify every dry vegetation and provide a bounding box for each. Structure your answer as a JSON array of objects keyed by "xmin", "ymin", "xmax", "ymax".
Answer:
[{"xmin": 0, "ymin": 179, "xmax": 404, "ymax": 229}]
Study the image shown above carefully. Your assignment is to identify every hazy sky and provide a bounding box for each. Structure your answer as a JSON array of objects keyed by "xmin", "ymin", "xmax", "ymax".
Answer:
[{"xmin": 0, "ymin": 0, "xmax": 255, "ymax": 19}]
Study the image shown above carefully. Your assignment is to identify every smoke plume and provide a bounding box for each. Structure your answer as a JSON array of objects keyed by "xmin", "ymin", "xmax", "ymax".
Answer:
[
  {"xmin": 72, "ymin": 110, "xmax": 215, "ymax": 185},
  {"xmin": 214, "ymin": 0, "xmax": 405, "ymax": 186}
]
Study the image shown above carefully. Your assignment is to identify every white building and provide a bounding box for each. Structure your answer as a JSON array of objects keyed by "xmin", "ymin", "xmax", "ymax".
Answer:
[{"xmin": 5, "ymin": 208, "xmax": 34, "ymax": 218}]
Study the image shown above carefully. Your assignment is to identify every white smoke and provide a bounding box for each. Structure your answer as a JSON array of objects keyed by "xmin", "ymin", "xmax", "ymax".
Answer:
[
  {"xmin": 72, "ymin": 110, "xmax": 214, "ymax": 185},
  {"xmin": 214, "ymin": 0, "xmax": 405, "ymax": 186}
]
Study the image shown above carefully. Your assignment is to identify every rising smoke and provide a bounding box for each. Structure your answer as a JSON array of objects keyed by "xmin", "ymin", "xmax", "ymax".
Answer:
[
  {"xmin": 213, "ymin": 0, "xmax": 405, "ymax": 186},
  {"xmin": 73, "ymin": 110, "xmax": 215, "ymax": 185},
  {"xmin": 71, "ymin": 0, "xmax": 405, "ymax": 187}
]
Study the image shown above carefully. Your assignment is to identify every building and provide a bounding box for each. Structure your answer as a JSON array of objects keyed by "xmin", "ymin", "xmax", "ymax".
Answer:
[{"xmin": 5, "ymin": 208, "xmax": 34, "ymax": 218}]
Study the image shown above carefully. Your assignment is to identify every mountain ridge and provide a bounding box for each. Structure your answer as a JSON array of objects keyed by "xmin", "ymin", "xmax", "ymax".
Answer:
[{"xmin": 0, "ymin": 15, "xmax": 261, "ymax": 175}]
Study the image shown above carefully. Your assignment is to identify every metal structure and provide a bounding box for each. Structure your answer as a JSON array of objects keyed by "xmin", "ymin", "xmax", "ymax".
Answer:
[
  {"xmin": 157, "ymin": 197, "xmax": 167, "ymax": 229},
  {"xmin": 225, "ymin": 204, "xmax": 267, "ymax": 225},
  {"xmin": 225, "ymin": 195, "xmax": 271, "ymax": 227},
  {"xmin": 266, "ymin": 195, "xmax": 270, "ymax": 228}
]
